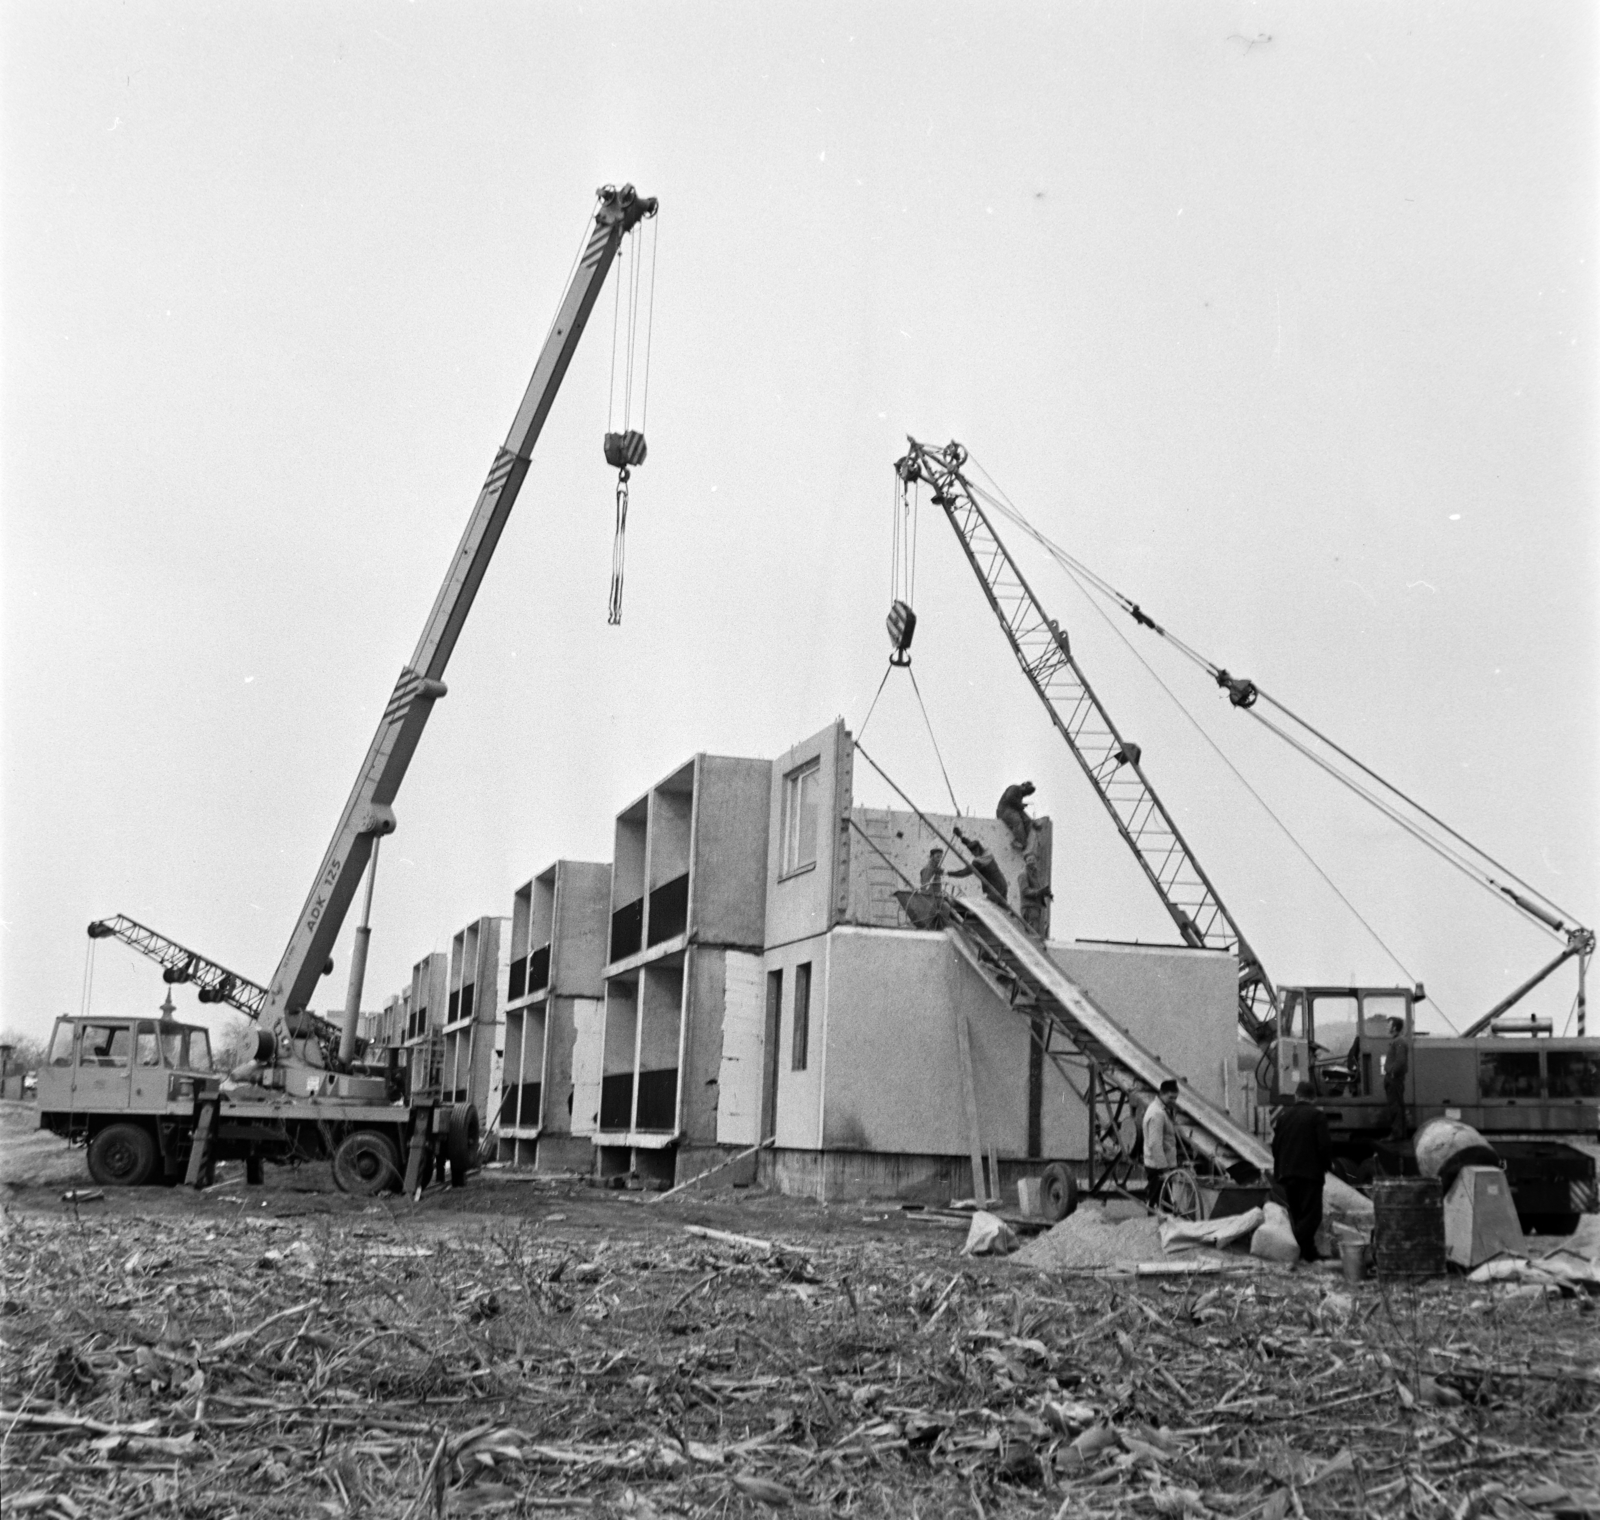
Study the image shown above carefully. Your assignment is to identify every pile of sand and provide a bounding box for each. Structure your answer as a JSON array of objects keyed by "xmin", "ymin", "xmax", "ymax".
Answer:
[{"xmin": 1015, "ymin": 1205, "xmax": 1165, "ymax": 1270}]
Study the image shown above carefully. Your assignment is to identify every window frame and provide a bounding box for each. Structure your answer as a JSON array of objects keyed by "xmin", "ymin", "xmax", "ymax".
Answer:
[{"xmin": 779, "ymin": 759, "xmax": 822, "ymax": 879}]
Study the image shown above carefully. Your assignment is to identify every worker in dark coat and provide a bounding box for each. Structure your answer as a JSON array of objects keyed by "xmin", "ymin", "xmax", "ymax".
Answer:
[
  {"xmin": 1383, "ymin": 1017, "xmax": 1410, "ymax": 1139},
  {"xmin": 997, "ymin": 782, "xmax": 1037, "ymax": 852},
  {"xmin": 1019, "ymin": 852, "xmax": 1052, "ymax": 935},
  {"xmin": 951, "ymin": 829, "xmax": 1009, "ymax": 907},
  {"xmin": 1272, "ymin": 1081, "xmax": 1333, "ymax": 1262}
]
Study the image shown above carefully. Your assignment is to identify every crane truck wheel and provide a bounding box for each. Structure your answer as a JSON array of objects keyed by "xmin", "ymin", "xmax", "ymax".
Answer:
[
  {"xmin": 87, "ymin": 1123, "xmax": 157, "ymax": 1187},
  {"xmin": 332, "ymin": 1130, "xmax": 402, "ymax": 1196},
  {"xmin": 445, "ymin": 1104, "xmax": 480, "ymax": 1189},
  {"xmin": 1038, "ymin": 1162, "xmax": 1079, "ymax": 1223}
]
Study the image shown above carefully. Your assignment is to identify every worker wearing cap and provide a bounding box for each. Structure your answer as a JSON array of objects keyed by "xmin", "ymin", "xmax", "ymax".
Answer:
[
  {"xmin": 1141, "ymin": 1079, "xmax": 1180, "ymax": 1210},
  {"xmin": 1272, "ymin": 1081, "xmax": 1333, "ymax": 1261},
  {"xmin": 997, "ymin": 781, "xmax": 1037, "ymax": 852}
]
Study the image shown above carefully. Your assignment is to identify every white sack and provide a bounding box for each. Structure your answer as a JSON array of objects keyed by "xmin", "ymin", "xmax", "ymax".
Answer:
[
  {"xmin": 1249, "ymin": 1201, "xmax": 1301, "ymax": 1263},
  {"xmin": 1160, "ymin": 1207, "xmax": 1264, "ymax": 1255}
]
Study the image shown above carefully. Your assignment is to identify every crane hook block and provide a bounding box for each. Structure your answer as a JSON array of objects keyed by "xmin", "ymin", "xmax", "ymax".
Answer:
[
  {"xmin": 887, "ymin": 600, "xmax": 917, "ymax": 665},
  {"xmin": 604, "ymin": 430, "xmax": 647, "ymax": 470}
]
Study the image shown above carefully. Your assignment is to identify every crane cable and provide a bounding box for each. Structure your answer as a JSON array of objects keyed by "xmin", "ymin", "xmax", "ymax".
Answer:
[
  {"xmin": 963, "ymin": 457, "xmax": 1578, "ymax": 945},
  {"xmin": 604, "ymin": 209, "xmax": 659, "ymax": 625},
  {"xmin": 859, "ymin": 472, "xmax": 960, "ymax": 817},
  {"xmin": 80, "ymin": 933, "xmax": 97, "ymax": 1018},
  {"xmin": 958, "ymin": 458, "xmax": 1437, "ymax": 1012}
]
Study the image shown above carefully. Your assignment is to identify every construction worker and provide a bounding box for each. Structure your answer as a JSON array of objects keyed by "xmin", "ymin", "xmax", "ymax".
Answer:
[
  {"xmin": 950, "ymin": 828, "xmax": 1009, "ymax": 907},
  {"xmin": 997, "ymin": 781, "xmax": 1037, "ymax": 852},
  {"xmin": 919, "ymin": 847, "xmax": 946, "ymax": 893},
  {"xmin": 1141, "ymin": 1079, "xmax": 1180, "ymax": 1210},
  {"xmin": 1019, "ymin": 852, "xmax": 1052, "ymax": 935},
  {"xmin": 1272, "ymin": 1080, "xmax": 1333, "ymax": 1261},
  {"xmin": 1383, "ymin": 1016, "xmax": 1410, "ymax": 1140}
]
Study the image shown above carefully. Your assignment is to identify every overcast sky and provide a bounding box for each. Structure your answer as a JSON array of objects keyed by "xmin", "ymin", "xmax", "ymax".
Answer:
[{"xmin": 3, "ymin": 1, "xmax": 1594, "ymax": 1049}]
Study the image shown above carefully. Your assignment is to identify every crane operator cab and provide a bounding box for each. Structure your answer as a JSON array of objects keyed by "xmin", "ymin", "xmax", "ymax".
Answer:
[{"xmin": 1268, "ymin": 985, "xmax": 1421, "ymax": 1141}]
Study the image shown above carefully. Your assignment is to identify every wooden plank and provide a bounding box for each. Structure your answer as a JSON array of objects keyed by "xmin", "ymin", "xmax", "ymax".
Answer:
[{"xmin": 952, "ymin": 999, "xmax": 986, "ymax": 1204}]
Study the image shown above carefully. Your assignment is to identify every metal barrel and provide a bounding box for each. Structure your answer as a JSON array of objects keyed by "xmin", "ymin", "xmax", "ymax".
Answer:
[{"xmin": 1371, "ymin": 1177, "xmax": 1446, "ymax": 1279}]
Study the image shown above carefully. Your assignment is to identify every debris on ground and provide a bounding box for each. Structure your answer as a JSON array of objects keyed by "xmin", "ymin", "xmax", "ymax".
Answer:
[
  {"xmin": 961, "ymin": 1210, "xmax": 1018, "ymax": 1257},
  {"xmin": 1013, "ymin": 1205, "xmax": 1166, "ymax": 1270},
  {"xmin": 2, "ymin": 1171, "xmax": 1598, "ymax": 1518}
]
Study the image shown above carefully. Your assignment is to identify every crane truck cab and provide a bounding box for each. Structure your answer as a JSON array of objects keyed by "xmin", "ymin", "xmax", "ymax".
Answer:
[{"xmin": 36, "ymin": 1012, "xmax": 215, "ymax": 1185}]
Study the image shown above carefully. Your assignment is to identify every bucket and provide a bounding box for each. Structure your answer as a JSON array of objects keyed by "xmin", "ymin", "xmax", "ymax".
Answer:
[
  {"xmin": 1371, "ymin": 1177, "xmax": 1446, "ymax": 1279},
  {"xmin": 1338, "ymin": 1239, "xmax": 1370, "ymax": 1284}
]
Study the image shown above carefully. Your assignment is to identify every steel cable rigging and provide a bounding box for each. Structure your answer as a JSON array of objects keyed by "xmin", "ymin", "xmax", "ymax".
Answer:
[{"xmin": 962, "ymin": 456, "xmax": 1582, "ymax": 948}]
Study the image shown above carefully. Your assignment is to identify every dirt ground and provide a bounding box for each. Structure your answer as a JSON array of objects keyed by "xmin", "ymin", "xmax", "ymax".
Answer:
[{"xmin": 3, "ymin": 1099, "xmax": 1598, "ymax": 1519}]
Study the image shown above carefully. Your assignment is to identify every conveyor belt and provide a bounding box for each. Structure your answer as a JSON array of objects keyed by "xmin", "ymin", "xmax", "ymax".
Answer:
[{"xmin": 946, "ymin": 896, "xmax": 1272, "ymax": 1181}]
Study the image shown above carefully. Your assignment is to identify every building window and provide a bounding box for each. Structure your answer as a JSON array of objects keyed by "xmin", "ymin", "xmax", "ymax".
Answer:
[
  {"xmin": 791, "ymin": 962, "xmax": 812, "ymax": 1071},
  {"xmin": 780, "ymin": 760, "xmax": 821, "ymax": 877}
]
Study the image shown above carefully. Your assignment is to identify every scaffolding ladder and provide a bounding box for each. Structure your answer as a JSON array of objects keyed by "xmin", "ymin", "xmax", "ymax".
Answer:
[{"xmin": 943, "ymin": 896, "xmax": 1273, "ymax": 1195}]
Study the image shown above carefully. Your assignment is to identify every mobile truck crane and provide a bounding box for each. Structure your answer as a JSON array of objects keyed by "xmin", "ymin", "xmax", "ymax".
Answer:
[
  {"xmin": 894, "ymin": 438, "xmax": 1600, "ymax": 1228},
  {"xmin": 38, "ymin": 184, "xmax": 658, "ymax": 1194}
]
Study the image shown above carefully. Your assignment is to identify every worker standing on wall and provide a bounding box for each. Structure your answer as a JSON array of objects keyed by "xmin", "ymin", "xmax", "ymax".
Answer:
[
  {"xmin": 1019, "ymin": 853, "xmax": 1052, "ymax": 936},
  {"xmin": 951, "ymin": 829, "xmax": 1009, "ymax": 907},
  {"xmin": 1383, "ymin": 1016, "xmax": 1411, "ymax": 1140},
  {"xmin": 1272, "ymin": 1080, "xmax": 1333, "ymax": 1261},
  {"xmin": 997, "ymin": 781, "xmax": 1037, "ymax": 852},
  {"xmin": 1141, "ymin": 1079, "xmax": 1180, "ymax": 1210}
]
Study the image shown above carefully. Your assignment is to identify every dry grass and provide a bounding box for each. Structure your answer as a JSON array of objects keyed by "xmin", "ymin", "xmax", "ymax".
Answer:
[{"xmin": 2, "ymin": 1184, "xmax": 1598, "ymax": 1520}]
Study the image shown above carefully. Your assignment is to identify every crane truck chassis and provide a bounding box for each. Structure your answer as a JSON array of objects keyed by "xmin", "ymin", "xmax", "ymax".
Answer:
[
  {"xmin": 52, "ymin": 183, "xmax": 656, "ymax": 1194},
  {"xmin": 36, "ymin": 1009, "xmax": 476, "ymax": 1194}
]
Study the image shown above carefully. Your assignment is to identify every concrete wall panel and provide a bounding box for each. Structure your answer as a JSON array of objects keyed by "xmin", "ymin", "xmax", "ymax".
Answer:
[
  {"xmin": 690, "ymin": 756, "xmax": 772, "ymax": 949},
  {"xmin": 1046, "ymin": 941, "xmax": 1236, "ymax": 1111},
  {"xmin": 716, "ymin": 951, "xmax": 766, "ymax": 1145},
  {"xmin": 680, "ymin": 947, "xmax": 726, "ymax": 1144},
  {"xmin": 552, "ymin": 862, "xmax": 612, "ymax": 997},
  {"xmin": 845, "ymin": 810, "xmax": 1050, "ymax": 928},
  {"xmin": 766, "ymin": 935, "xmax": 828, "ymax": 1149},
  {"xmin": 765, "ymin": 720, "xmax": 852, "ymax": 950},
  {"xmin": 569, "ymin": 996, "xmax": 603, "ymax": 1136}
]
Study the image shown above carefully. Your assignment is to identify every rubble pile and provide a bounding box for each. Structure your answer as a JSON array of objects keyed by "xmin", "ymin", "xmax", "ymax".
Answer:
[{"xmin": 2, "ymin": 1201, "xmax": 1597, "ymax": 1518}]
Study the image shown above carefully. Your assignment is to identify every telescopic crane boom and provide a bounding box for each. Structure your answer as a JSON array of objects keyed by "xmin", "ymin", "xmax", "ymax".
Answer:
[
  {"xmin": 261, "ymin": 184, "xmax": 656, "ymax": 1064},
  {"xmin": 895, "ymin": 438, "xmax": 1279, "ymax": 1045}
]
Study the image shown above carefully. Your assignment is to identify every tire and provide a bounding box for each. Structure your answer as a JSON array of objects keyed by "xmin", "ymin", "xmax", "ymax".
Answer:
[
  {"xmin": 332, "ymin": 1130, "xmax": 401, "ymax": 1196},
  {"xmin": 1039, "ymin": 1162, "xmax": 1078, "ymax": 1223},
  {"xmin": 1160, "ymin": 1167, "xmax": 1202, "ymax": 1221},
  {"xmin": 446, "ymin": 1103, "xmax": 480, "ymax": 1189},
  {"xmin": 87, "ymin": 1123, "xmax": 157, "ymax": 1187}
]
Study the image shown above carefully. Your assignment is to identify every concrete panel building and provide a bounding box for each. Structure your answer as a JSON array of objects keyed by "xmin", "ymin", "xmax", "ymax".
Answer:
[
  {"xmin": 597, "ymin": 752, "xmax": 771, "ymax": 1184},
  {"xmin": 438, "ymin": 916, "xmax": 507, "ymax": 1119},
  {"xmin": 396, "ymin": 952, "xmax": 448, "ymax": 1095},
  {"xmin": 732, "ymin": 718, "xmax": 1233, "ymax": 1202},
  {"xmin": 376, "ymin": 715, "xmax": 1234, "ymax": 1203},
  {"xmin": 498, "ymin": 860, "xmax": 610, "ymax": 1170}
]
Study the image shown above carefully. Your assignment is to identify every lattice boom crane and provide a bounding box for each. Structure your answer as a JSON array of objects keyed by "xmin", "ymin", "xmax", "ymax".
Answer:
[{"xmin": 895, "ymin": 437, "xmax": 1279, "ymax": 1045}]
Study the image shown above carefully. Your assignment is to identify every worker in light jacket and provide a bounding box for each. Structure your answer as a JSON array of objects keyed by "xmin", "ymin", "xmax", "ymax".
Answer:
[
  {"xmin": 1272, "ymin": 1081, "xmax": 1334, "ymax": 1261},
  {"xmin": 1141, "ymin": 1079, "xmax": 1180, "ymax": 1210}
]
